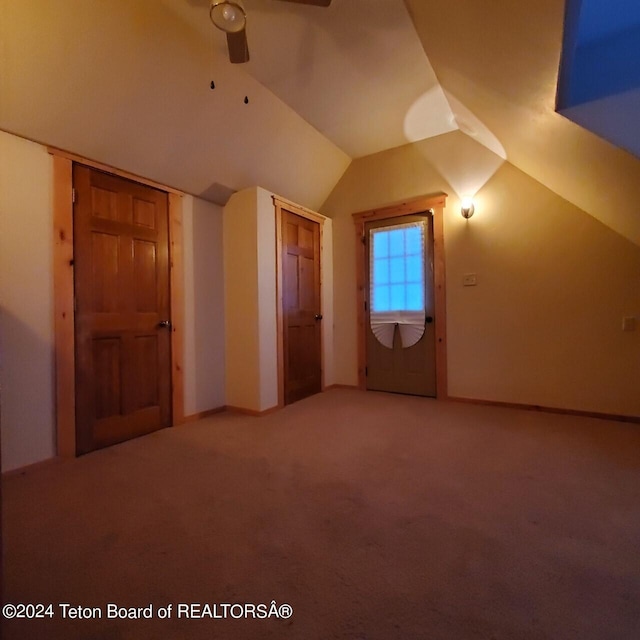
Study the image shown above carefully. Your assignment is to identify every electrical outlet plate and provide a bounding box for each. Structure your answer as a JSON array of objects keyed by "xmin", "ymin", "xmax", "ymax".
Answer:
[
  {"xmin": 463, "ymin": 273, "xmax": 477, "ymax": 286},
  {"xmin": 622, "ymin": 316, "xmax": 637, "ymax": 332}
]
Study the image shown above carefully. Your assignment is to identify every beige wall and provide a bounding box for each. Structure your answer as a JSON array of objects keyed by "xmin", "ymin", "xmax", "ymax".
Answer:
[
  {"xmin": 0, "ymin": 131, "xmax": 56, "ymax": 471},
  {"xmin": 223, "ymin": 189, "xmax": 262, "ymax": 411},
  {"xmin": 224, "ymin": 187, "xmax": 335, "ymax": 412},
  {"xmin": 321, "ymin": 217, "xmax": 335, "ymax": 388},
  {"xmin": 183, "ymin": 195, "xmax": 225, "ymax": 415},
  {"xmin": 256, "ymin": 188, "xmax": 279, "ymax": 410},
  {"xmin": 321, "ymin": 131, "xmax": 640, "ymax": 416},
  {"xmin": 0, "ymin": 130, "xmax": 226, "ymax": 471},
  {"xmin": 223, "ymin": 186, "xmax": 280, "ymax": 412}
]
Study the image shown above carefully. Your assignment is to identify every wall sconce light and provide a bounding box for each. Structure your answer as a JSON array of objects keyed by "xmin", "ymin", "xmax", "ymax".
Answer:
[{"xmin": 461, "ymin": 195, "xmax": 475, "ymax": 219}]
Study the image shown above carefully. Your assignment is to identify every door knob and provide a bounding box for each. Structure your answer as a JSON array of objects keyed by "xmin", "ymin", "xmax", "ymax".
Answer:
[
  {"xmin": 315, "ymin": 314, "xmax": 323, "ymax": 321},
  {"xmin": 425, "ymin": 316, "xmax": 433, "ymax": 324},
  {"xmin": 158, "ymin": 320, "xmax": 172, "ymax": 329}
]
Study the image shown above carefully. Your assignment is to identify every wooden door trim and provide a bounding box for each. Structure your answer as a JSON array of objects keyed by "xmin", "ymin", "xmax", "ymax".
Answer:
[
  {"xmin": 50, "ymin": 150, "xmax": 185, "ymax": 457},
  {"xmin": 168, "ymin": 192, "xmax": 185, "ymax": 428},
  {"xmin": 47, "ymin": 146, "xmax": 184, "ymax": 195},
  {"xmin": 52, "ymin": 155, "xmax": 76, "ymax": 457},
  {"xmin": 273, "ymin": 194, "xmax": 327, "ymax": 225},
  {"xmin": 273, "ymin": 196, "xmax": 325, "ymax": 408},
  {"xmin": 352, "ymin": 193, "xmax": 448, "ymax": 398}
]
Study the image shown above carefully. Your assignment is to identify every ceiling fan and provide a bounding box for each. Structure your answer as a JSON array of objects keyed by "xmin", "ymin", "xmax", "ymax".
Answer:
[{"xmin": 210, "ymin": 0, "xmax": 332, "ymax": 64}]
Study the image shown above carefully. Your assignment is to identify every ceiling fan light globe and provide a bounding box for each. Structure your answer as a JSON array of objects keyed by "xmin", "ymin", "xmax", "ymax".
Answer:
[{"xmin": 210, "ymin": 1, "xmax": 246, "ymax": 33}]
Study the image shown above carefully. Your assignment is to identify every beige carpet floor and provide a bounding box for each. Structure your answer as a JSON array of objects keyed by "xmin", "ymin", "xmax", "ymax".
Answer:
[{"xmin": 2, "ymin": 389, "xmax": 640, "ymax": 639}]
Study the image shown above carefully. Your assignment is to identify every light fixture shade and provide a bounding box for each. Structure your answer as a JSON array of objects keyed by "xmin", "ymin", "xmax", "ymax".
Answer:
[
  {"xmin": 461, "ymin": 196, "xmax": 475, "ymax": 219},
  {"xmin": 210, "ymin": 1, "xmax": 246, "ymax": 33}
]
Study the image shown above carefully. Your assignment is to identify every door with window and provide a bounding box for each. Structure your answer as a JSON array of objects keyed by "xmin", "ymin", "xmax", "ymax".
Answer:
[{"xmin": 365, "ymin": 214, "xmax": 436, "ymax": 396}]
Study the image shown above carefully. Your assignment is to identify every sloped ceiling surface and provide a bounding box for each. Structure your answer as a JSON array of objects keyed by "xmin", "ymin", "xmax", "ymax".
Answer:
[
  {"xmin": 0, "ymin": 0, "xmax": 350, "ymax": 210},
  {"xmin": 404, "ymin": 0, "xmax": 640, "ymax": 246},
  {"xmin": 0, "ymin": 0, "xmax": 496, "ymax": 210},
  {"xmin": 238, "ymin": 0, "xmax": 456, "ymax": 158},
  {"xmin": 160, "ymin": 0, "xmax": 459, "ymax": 158},
  {"xmin": 1, "ymin": 0, "xmax": 640, "ymax": 244}
]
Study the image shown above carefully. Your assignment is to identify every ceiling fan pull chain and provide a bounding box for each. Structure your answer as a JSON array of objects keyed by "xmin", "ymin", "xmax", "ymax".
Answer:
[{"xmin": 210, "ymin": 17, "xmax": 217, "ymax": 89}]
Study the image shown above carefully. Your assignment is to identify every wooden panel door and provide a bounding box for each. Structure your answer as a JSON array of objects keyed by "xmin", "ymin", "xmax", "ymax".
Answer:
[
  {"xmin": 365, "ymin": 214, "xmax": 436, "ymax": 397},
  {"xmin": 282, "ymin": 210, "xmax": 322, "ymax": 404},
  {"xmin": 74, "ymin": 166, "xmax": 172, "ymax": 454}
]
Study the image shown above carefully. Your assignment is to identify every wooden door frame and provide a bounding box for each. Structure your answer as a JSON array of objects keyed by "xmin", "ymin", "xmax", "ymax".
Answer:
[
  {"xmin": 273, "ymin": 195, "xmax": 326, "ymax": 408},
  {"xmin": 50, "ymin": 147, "xmax": 185, "ymax": 457},
  {"xmin": 352, "ymin": 193, "xmax": 448, "ymax": 398}
]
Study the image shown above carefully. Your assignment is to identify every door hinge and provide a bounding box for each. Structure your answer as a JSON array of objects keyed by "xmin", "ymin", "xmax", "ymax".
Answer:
[
  {"xmin": 365, "ymin": 366, "xmax": 368, "ymax": 377},
  {"xmin": 364, "ymin": 300, "xmax": 368, "ymax": 311},
  {"xmin": 72, "ymin": 187, "xmax": 76, "ymax": 204},
  {"xmin": 361, "ymin": 235, "xmax": 366, "ymax": 245}
]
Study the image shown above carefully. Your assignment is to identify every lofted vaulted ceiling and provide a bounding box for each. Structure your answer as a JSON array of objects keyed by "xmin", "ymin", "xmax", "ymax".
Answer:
[
  {"xmin": 1, "ymin": 0, "xmax": 639, "ymax": 243},
  {"xmin": 162, "ymin": 0, "xmax": 461, "ymax": 158}
]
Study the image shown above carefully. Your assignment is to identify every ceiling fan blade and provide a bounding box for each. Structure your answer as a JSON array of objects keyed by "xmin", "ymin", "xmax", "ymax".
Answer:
[
  {"xmin": 274, "ymin": 0, "xmax": 332, "ymax": 6},
  {"xmin": 227, "ymin": 29, "xmax": 249, "ymax": 63}
]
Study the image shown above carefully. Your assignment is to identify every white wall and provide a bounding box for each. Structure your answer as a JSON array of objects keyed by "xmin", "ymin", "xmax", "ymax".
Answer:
[
  {"xmin": 182, "ymin": 195, "xmax": 225, "ymax": 416},
  {"xmin": 0, "ymin": 131, "xmax": 56, "ymax": 471}
]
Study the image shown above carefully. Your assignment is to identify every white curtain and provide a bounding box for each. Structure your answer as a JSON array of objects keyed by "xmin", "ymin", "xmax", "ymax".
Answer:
[{"xmin": 369, "ymin": 221, "xmax": 426, "ymax": 349}]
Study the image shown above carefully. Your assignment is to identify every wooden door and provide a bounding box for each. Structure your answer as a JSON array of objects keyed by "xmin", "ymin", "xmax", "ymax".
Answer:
[
  {"xmin": 282, "ymin": 210, "xmax": 322, "ymax": 405},
  {"xmin": 73, "ymin": 166, "xmax": 172, "ymax": 454},
  {"xmin": 365, "ymin": 214, "xmax": 436, "ymax": 396}
]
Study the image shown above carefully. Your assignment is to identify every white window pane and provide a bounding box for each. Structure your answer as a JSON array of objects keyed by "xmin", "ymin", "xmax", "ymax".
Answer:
[
  {"xmin": 406, "ymin": 255, "xmax": 423, "ymax": 283},
  {"xmin": 389, "ymin": 257, "xmax": 404, "ymax": 284},
  {"xmin": 373, "ymin": 285, "xmax": 390, "ymax": 312},
  {"xmin": 405, "ymin": 227, "xmax": 422, "ymax": 255},
  {"xmin": 405, "ymin": 284, "xmax": 424, "ymax": 311},
  {"xmin": 373, "ymin": 232, "xmax": 389, "ymax": 258},
  {"xmin": 390, "ymin": 284, "xmax": 405, "ymax": 310},
  {"xmin": 370, "ymin": 221, "xmax": 426, "ymax": 315},
  {"xmin": 388, "ymin": 229, "xmax": 405, "ymax": 257},
  {"xmin": 374, "ymin": 258, "xmax": 389, "ymax": 285}
]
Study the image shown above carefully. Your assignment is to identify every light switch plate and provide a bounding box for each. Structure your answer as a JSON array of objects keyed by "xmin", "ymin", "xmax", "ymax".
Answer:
[{"xmin": 463, "ymin": 273, "xmax": 477, "ymax": 286}]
